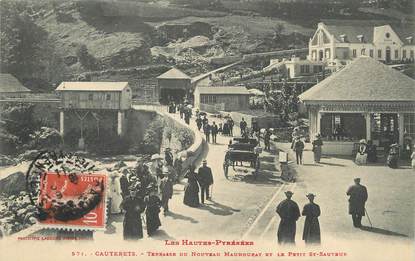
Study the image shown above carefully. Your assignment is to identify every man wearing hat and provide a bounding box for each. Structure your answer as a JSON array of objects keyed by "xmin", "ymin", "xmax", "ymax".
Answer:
[
  {"xmin": 346, "ymin": 178, "xmax": 368, "ymax": 228},
  {"xmin": 197, "ymin": 160, "xmax": 214, "ymax": 204},
  {"xmin": 276, "ymin": 191, "xmax": 300, "ymax": 244},
  {"xmin": 159, "ymin": 169, "xmax": 174, "ymax": 215},
  {"xmin": 302, "ymin": 193, "xmax": 321, "ymax": 244},
  {"xmin": 164, "ymin": 148, "xmax": 174, "ymax": 166}
]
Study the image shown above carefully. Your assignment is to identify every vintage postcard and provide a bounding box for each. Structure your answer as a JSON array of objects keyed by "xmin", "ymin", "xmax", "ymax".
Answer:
[{"xmin": 0, "ymin": 0, "xmax": 414, "ymax": 260}]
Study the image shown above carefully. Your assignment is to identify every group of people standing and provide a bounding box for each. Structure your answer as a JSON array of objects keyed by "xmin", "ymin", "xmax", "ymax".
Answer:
[
  {"xmin": 276, "ymin": 177, "xmax": 368, "ymax": 245},
  {"xmin": 291, "ymin": 127, "xmax": 324, "ymax": 165},
  {"xmin": 195, "ymin": 113, "xmax": 236, "ymax": 143},
  {"xmin": 169, "ymin": 101, "xmax": 193, "ymax": 125}
]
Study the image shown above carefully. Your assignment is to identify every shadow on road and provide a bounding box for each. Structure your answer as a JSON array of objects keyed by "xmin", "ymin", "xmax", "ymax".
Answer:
[
  {"xmin": 302, "ymin": 163, "xmax": 324, "ymax": 167},
  {"xmin": 360, "ymin": 226, "xmax": 408, "ymax": 237},
  {"xmin": 318, "ymin": 162, "xmax": 346, "ymax": 167},
  {"xmin": 199, "ymin": 199, "xmax": 240, "ymax": 216},
  {"xmin": 149, "ymin": 229, "xmax": 176, "ymax": 240},
  {"xmin": 166, "ymin": 211, "xmax": 199, "ymax": 224}
]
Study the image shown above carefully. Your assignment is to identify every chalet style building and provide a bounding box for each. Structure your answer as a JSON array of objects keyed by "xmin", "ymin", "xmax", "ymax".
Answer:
[
  {"xmin": 308, "ymin": 20, "xmax": 415, "ymax": 66},
  {"xmin": 56, "ymin": 82, "xmax": 132, "ymax": 148}
]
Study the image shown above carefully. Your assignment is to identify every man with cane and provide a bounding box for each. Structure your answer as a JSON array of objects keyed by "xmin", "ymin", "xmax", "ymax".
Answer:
[
  {"xmin": 346, "ymin": 178, "xmax": 368, "ymax": 228},
  {"xmin": 197, "ymin": 160, "xmax": 214, "ymax": 204}
]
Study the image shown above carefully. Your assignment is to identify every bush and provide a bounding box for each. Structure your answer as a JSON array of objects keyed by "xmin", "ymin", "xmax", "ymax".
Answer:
[
  {"xmin": 176, "ymin": 128, "xmax": 193, "ymax": 150},
  {"xmin": 141, "ymin": 116, "xmax": 165, "ymax": 154},
  {"xmin": 28, "ymin": 127, "xmax": 61, "ymax": 150}
]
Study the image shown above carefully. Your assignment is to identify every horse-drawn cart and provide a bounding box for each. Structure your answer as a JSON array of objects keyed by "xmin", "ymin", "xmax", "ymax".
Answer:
[{"xmin": 223, "ymin": 146, "xmax": 262, "ymax": 179}]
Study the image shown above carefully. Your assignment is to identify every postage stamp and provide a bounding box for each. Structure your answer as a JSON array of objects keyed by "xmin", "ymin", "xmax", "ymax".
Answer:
[{"xmin": 37, "ymin": 172, "xmax": 107, "ymax": 230}]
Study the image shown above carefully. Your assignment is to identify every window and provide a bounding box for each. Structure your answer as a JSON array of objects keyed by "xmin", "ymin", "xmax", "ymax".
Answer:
[
  {"xmin": 325, "ymin": 49, "xmax": 330, "ymax": 59},
  {"xmin": 300, "ymin": 65, "xmax": 310, "ymax": 74},
  {"xmin": 404, "ymin": 114, "xmax": 415, "ymax": 141},
  {"xmin": 385, "ymin": 33, "xmax": 390, "ymax": 38},
  {"xmin": 378, "ymin": 49, "xmax": 382, "ymax": 58},
  {"xmin": 369, "ymin": 49, "xmax": 374, "ymax": 57},
  {"xmin": 361, "ymin": 48, "xmax": 365, "ymax": 55},
  {"xmin": 106, "ymin": 93, "xmax": 111, "ymax": 100},
  {"xmin": 352, "ymin": 49, "xmax": 357, "ymax": 58},
  {"xmin": 88, "ymin": 93, "xmax": 93, "ymax": 101},
  {"xmin": 403, "ymin": 50, "xmax": 407, "ymax": 59},
  {"xmin": 410, "ymin": 50, "xmax": 414, "ymax": 59},
  {"xmin": 394, "ymin": 50, "xmax": 399, "ymax": 59}
]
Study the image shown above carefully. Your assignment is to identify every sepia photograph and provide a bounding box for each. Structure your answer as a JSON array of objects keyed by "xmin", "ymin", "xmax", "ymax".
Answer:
[{"xmin": 0, "ymin": 0, "xmax": 414, "ymax": 260}]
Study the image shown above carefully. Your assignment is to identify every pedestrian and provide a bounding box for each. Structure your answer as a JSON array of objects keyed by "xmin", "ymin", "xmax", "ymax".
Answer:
[
  {"xmin": 366, "ymin": 140, "xmax": 377, "ymax": 163},
  {"xmin": 218, "ymin": 122, "xmax": 223, "ymax": 135},
  {"xmin": 204, "ymin": 123, "xmax": 211, "ymax": 143},
  {"xmin": 159, "ymin": 171, "xmax": 173, "ymax": 215},
  {"xmin": 264, "ymin": 128, "xmax": 271, "ymax": 151},
  {"xmin": 145, "ymin": 187, "xmax": 162, "ymax": 236},
  {"xmin": 222, "ymin": 121, "xmax": 229, "ymax": 136},
  {"xmin": 312, "ymin": 134, "xmax": 323, "ymax": 163},
  {"xmin": 411, "ymin": 145, "xmax": 415, "ymax": 169},
  {"xmin": 276, "ymin": 191, "xmax": 300, "ymax": 244},
  {"xmin": 211, "ymin": 121, "xmax": 218, "ymax": 143},
  {"xmin": 355, "ymin": 139, "xmax": 368, "ymax": 165},
  {"xmin": 164, "ymin": 148, "xmax": 174, "ymax": 166},
  {"xmin": 119, "ymin": 169, "xmax": 129, "ymax": 200},
  {"xmin": 184, "ymin": 109, "xmax": 191, "ymax": 125},
  {"xmin": 121, "ymin": 188, "xmax": 144, "ymax": 240},
  {"xmin": 197, "ymin": 160, "xmax": 213, "ymax": 204},
  {"xmin": 196, "ymin": 116, "xmax": 203, "ymax": 131},
  {"xmin": 183, "ymin": 165, "xmax": 200, "ymax": 208},
  {"xmin": 302, "ymin": 193, "xmax": 321, "ymax": 244},
  {"xmin": 291, "ymin": 127, "xmax": 301, "ymax": 149},
  {"xmin": 179, "ymin": 104, "xmax": 185, "ymax": 119},
  {"xmin": 387, "ymin": 143, "xmax": 399, "ymax": 168},
  {"xmin": 293, "ymin": 138, "xmax": 305, "ymax": 165},
  {"xmin": 240, "ymin": 117, "xmax": 247, "ymax": 136},
  {"xmin": 346, "ymin": 178, "xmax": 368, "ymax": 228},
  {"xmin": 228, "ymin": 117, "xmax": 234, "ymax": 136},
  {"xmin": 202, "ymin": 115, "xmax": 209, "ymax": 128}
]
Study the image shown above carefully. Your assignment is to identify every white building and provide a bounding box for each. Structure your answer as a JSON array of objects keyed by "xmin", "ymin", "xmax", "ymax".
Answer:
[{"xmin": 308, "ymin": 20, "xmax": 415, "ymax": 66}]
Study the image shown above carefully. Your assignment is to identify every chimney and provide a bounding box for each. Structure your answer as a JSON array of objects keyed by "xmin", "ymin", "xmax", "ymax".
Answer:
[
  {"xmin": 406, "ymin": 36, "xmax": 413, "ymax": 44},
  {"xmin": 339, "ymin": 34, "xmax": 347, "ymax": 43}
]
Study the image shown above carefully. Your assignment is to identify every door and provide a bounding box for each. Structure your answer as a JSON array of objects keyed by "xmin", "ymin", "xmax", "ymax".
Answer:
[{"xmin": 385, "ymin": 47, "xmax": 391, "ymax": 63}]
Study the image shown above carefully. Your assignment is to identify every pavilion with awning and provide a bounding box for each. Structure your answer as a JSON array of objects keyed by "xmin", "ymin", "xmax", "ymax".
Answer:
[
  {"xmin": 299, "ymin": 56, "xmax": 415, "ymax": 155},
  {"xmin": 156, "ymin": 67, "xmax": 191, "ymax": 104}
]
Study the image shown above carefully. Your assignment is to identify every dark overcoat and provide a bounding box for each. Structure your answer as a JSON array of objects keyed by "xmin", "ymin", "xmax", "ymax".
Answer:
[
  {"xmin": 346, "ymin": 184, "xmax": 368, "ymax": 215},
  {"xmin": 122, "ymin": 196, "xmax": 144, "ymax": 240},
  {"xmin": 197, "ymin": 166, "xmax": 213, "ymax": 187},
  {"xmin": 302, "ymin": 203, "xmax": 321, "ymax": 244},
  {"xmin": 276, "ymin": 199, "xmax": 300, "ymax": 244}
]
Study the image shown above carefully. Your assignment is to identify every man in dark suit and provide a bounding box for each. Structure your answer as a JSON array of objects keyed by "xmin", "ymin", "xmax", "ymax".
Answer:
[
  {"xmin": 346, "ymin": 178, "xmax": 368, "ymax": 228},
  {"xmin": 240, "ymin": 118, "xmax": 247, "ymax": 136},
  {"xmin": 204, "ymin": 123, "xmax": 211, "ymax": 143},
  {"xmin": 211, "ymin": 122, "xmax": 218, "ymax": 144},
  {"xmin": 276, "ymin": 191, "xmax": 300, "ymax": 244},
  {"xmin": 197, "ymin": 160, "xmax": 213, "ymax": 204}
]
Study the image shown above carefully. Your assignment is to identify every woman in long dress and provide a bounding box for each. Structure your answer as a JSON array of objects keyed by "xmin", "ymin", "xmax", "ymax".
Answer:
[
  {"xmin": 121, "ymin": 190, "xmax": 144, "ymax": 240},
  {"xmin": 355, "ymin": 139, "xmax": 368, "ymax": 165},
  {"xmin": 302, "ymin": 193, "xmax": 321, "ymax": 244},
  {"xmin": 312, "ymin": 134, "xmax": 323, "ymax": 163},
  {"xmin": 145, "ymin": 189, "xmax": 162, "ymax": 236},
  {"xmin": 108, "ymin": 170, "xmax": 123, "ymax": 214},
  {"xmin": 183, "ymin": 165, "xmax": 200, "ymax": 208}
]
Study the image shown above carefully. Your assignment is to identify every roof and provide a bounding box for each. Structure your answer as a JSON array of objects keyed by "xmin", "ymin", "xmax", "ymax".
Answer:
[
  {"xmin": 321, "ymin": 20, "xmax": 414, "ymax": 43},
  {"xmin": 56, "ymin": 82, "xmax": 129, "ymax": 91},
  {"xmin": 299, "ymin": 56, "xmax": 415, "ymax": 102},
  {"xmin": 0, "ymin": 74, "xmax": 31, "ymax": 93},
  {"xmin": 195, "ymin": 86, "xmax": 250, "ymax": 95},
  {"xmin": 157, "ymin": 68, "xmax": 191, "ymax": 80}
]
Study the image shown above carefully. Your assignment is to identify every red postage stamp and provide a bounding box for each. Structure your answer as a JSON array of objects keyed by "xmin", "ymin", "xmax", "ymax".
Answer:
[{"xmin": 37, "ymin": 172, "xmax": 107, "ymax": 230}]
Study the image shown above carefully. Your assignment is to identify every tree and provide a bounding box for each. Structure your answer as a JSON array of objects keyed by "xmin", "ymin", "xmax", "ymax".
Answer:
[
  {"xmin": 0, "ymin": 1, "xmax": 48, "ymax": 78},
  {"xmin": 76, "ymin": 44, "xmax": 100, "ymax": 71},
  {"xmin": 0, "ymin": 103, "xmax": 39, "ymax": 144}
]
